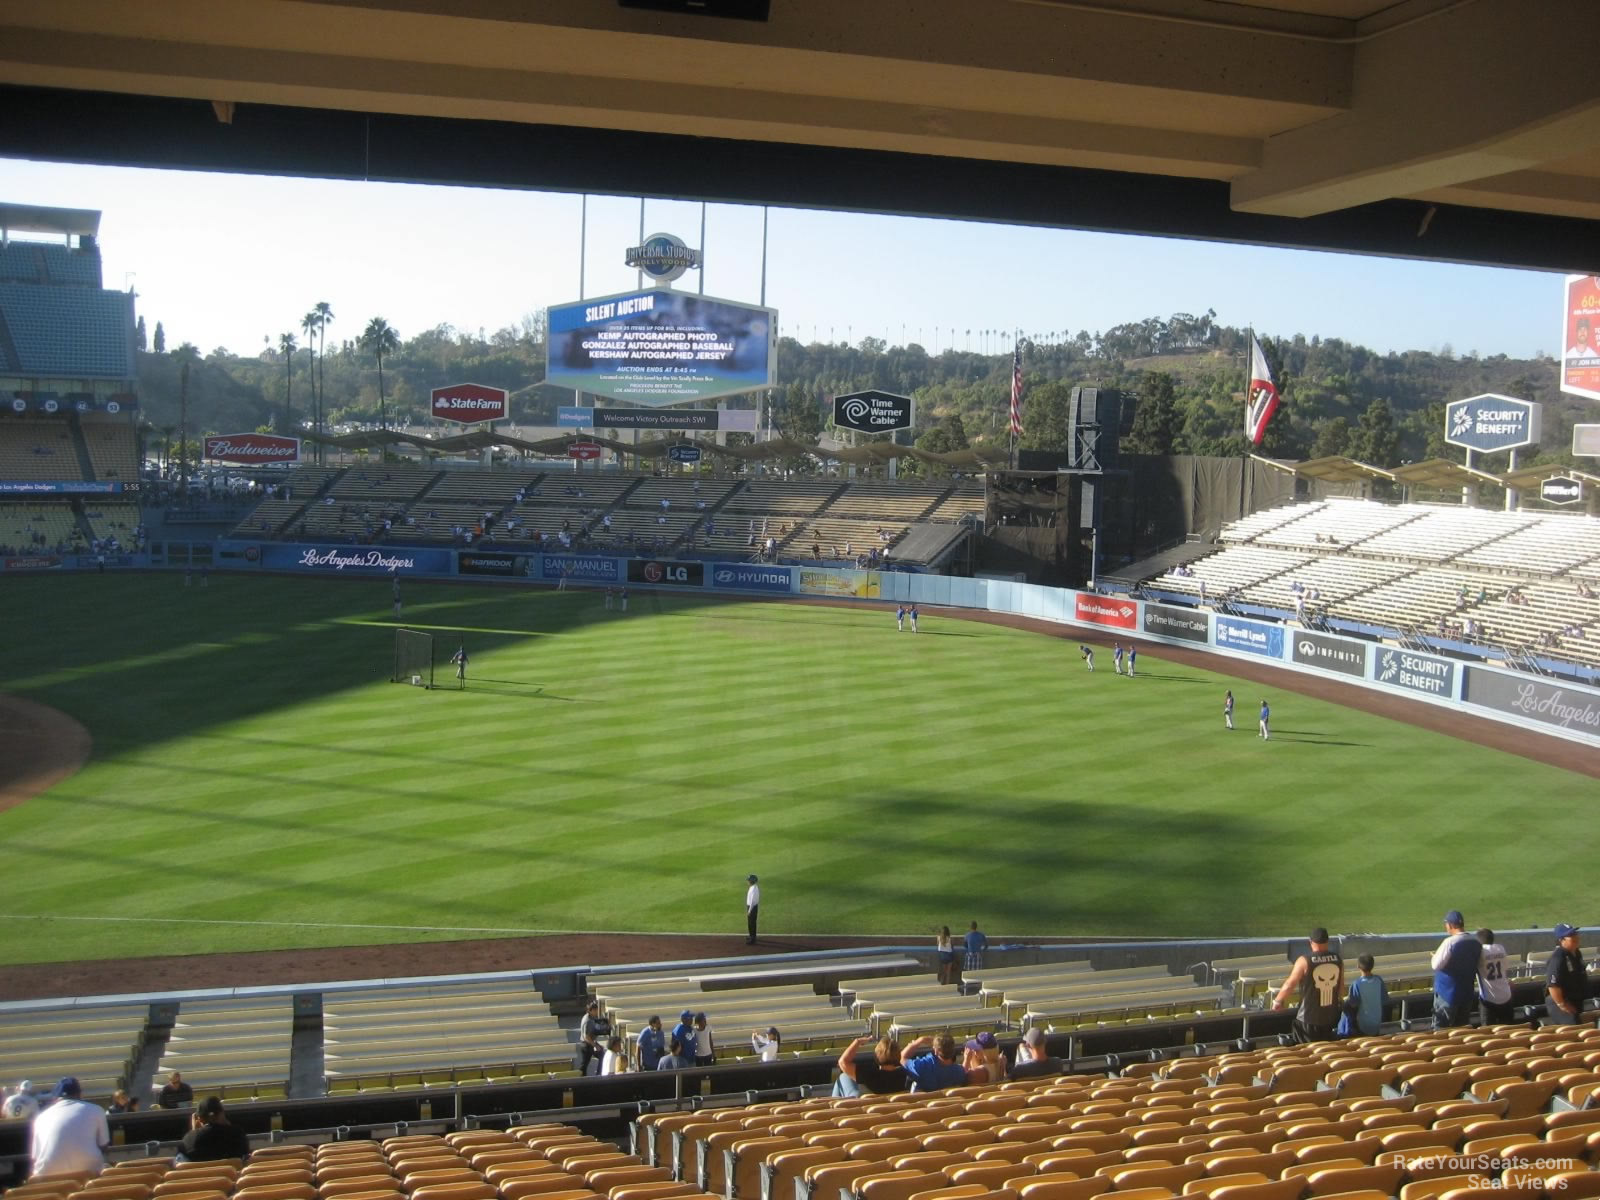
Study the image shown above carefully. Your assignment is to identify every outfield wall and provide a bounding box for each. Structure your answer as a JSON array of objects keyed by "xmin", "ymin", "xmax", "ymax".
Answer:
[{"xmin": 147, "ymin": 539, "xmax": 1600, "ymax": 750}]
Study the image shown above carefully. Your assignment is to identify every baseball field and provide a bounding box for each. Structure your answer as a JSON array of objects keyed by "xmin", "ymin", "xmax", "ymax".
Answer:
[{"xmin": 0, "ymin": 572, "xmax": 1591, "ymax": 969}]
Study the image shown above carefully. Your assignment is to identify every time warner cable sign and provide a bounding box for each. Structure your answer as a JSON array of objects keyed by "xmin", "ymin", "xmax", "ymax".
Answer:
[
  {"xmin": 546, "ymin": 287, "xmax": 776, "ymax": 407},
  {"xmin": 834, "ymin": 390, "xmax": 913, "ymax": 434},
  {"xmin": 1444, "ymin": 393, "xmax": 1541, "ymax": 454}
]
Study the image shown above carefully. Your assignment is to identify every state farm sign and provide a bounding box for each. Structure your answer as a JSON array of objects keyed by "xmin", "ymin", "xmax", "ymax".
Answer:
[
  {"xmin": 431, "ymin": 382, "xmax": 508, "ymax": 423},
  {"xmin": 204, "ymin": 433, "xmax": 300, "ymax": 464},
  {"xmin": 1075, "ymin": 593, "xmax": 1137, "ymax": 630}
]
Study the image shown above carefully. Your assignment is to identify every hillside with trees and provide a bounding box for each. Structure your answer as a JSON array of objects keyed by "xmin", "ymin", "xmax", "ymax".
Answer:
[{"xmin": 134, "ymin": 309, "xmax": 1597, "ymax": 472}]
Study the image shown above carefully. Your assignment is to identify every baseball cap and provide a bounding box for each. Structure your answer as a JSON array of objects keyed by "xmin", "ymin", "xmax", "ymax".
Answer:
[
  {"xmin": 52, "ymin": 1077, "xmax": 81, "ymax": 1099},
  {"xmin": 965, "ymin": 1031, "xmax": 998, "ymax": 1052},
  {"xmin": 1555, "ymin": 923, "xmax": 1581, "ymax": 940},
  {"xmin": 1021, "ymin": 1029, "xmax": 1044, "ymax": 1048},
  {"xmin": 747, "ymin": 874, "xmax": 758, "ymax": 883},
  {"xmin": 198, "ymin": 1096, "xmax": 224, "ymax": 1118},
  {"xmin": 680, "ymin": 1009, "xmax": 694, "ymax": 1021},
  {"xmin": 1444, "ymin": 909, "xmax": 1464, "ymax": 927}
]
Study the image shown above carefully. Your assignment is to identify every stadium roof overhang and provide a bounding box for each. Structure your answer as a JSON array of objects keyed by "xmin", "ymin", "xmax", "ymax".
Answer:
[
  {"xmin": 1389, "ymin": 458, "xmax": 1496, "ymax": 489},
  {"xmin": 1291, "ymin": 455, "xmax": 1395, "ymax": 484},
  {"xmin": 1497, "ymin": 463, "xmax": 1600, "ymax": 491},
  {"xmin": 0, "ymin": 202, "xmax": 100, "ymax": 238},
  {"xmin": 0, "ymin": 2, "xmax": 1595, "ymax": 272}
]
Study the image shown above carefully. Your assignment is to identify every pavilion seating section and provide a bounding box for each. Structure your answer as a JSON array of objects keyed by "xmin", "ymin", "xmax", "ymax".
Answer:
[
  {"xmin": 400, "ymin": 503, "xmax": 509, "ymax": 543},
  {"xmin": 1353, "ymin": 507, "xmax": 1539, "ymax": 564},
  {"xmin": 588, "ymin": 477, "xmax": 724, "ymax": 551},
  {"xmin": 0, "ymin": 501, "xmax": 82, "ymax": 554},
  {"xmin": 321, "ymin": 980, "xmax": 574, "ymax": 1094},
  {"xmin": 924, "ymin": 483, "xmax": 987, "ymax": 522},
  {"xmin": 0, "ymin": 241, "xmax": 103, "ymax": 287},
  {"xmin": 153, "ymin": 997, "xmax": 294, "ymax": 1103},
  {"xmin": 0, "ymin": 1001, "xmax": 147, "ymax": 1107},
  {"xmin": 1149, "ymin": 546, "xmax": 1311, "ymax": 601},
  {"xmin": 231, "ymin": 499, "xmax": 310, "ymax": 539},
  {"xmin": 1328, "ymin": 568, "xmax": 1515, "ymax": 632},
  {"xmin": 1219, "ymin": 502, "xmax": 1326, "ymax": 544},
  {"xmin": 508, "ymin": 476, "xmax": 643, "ymax": 546},
  {"xmin": 326, "ymin": 464, "xmax": 440, "ymax": 504},
  {"xmin": 1456, "ymin": 519, "xmax": 1600, "ymax": 577},
  {"xmin": 695, "ymin": 480, "xmax": 839, "ymax": 559},
  {"xmin": 422, "ymin": 471, "xmax": 540, "ymax": 507},
  {"xmin": 0, "ymin": 417, "xmax": 79, "ymax": 479},
  {"xmin": 1467, "ymin": 585, "xmax": 1600, "ymax": 667},
  {"xmin": 1245, "ymin": 500, "xmax": 1424, "ymax": 552},
  {"xmin": 81, "ymin": 500, "xmax": 140, "ymax": 546},
  {"xmin": 1234, "ymin": 556, "xmax": 1410, "ymax": 612},
  {"xmin": 80, "ymin": 416, "xmax": 139, "ymax": 481}
]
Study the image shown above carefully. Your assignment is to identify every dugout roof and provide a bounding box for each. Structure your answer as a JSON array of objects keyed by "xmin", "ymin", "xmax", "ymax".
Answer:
[{"xmin": 0, "ymin": 2, "xmax": 1596, "ymax": 272}]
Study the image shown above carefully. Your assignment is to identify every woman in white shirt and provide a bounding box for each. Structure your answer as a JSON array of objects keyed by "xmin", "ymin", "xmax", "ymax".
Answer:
[
  {"xmin": 751, "ymin": 1027, "xmax": 782, "ymax": 1062},
  {"xmin": 600, "ymin": 1036, "xmax": 629, "ymax": 1075}
]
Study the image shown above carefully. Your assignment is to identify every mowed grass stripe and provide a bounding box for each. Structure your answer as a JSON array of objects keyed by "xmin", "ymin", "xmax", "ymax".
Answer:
[{"xmin": 0, "ymin": 574, "xmax": 1591, "ymax": 964}]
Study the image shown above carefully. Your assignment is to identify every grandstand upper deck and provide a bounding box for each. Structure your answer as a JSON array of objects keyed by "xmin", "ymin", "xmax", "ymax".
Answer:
[
  {"xmin": 0, "ymin": 283, "xmax": 135, "ymax": 378},
  {"xmin": 0, "ymin": 417, "xmax": 79, "ymax": 480},
  {"xmin": 0, "ymin": 239, "xmax": 103, "ymax": 287}
]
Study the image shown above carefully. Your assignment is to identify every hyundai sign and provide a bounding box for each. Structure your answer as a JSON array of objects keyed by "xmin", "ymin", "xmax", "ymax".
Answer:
[
  {"xmin": 833, "ymin": 390, "xmax": 914, "ymax": 434},
  {"xmin": 546, "ymin": 287, "xmax": 776, "ymax": 406},
  {"xmin": 709, "ymin": 563, "xmax": 792, "ymax": 593},
  {"xmin": 1444, "ymin": 393, "xmax": 1541, "ymax": 454}
]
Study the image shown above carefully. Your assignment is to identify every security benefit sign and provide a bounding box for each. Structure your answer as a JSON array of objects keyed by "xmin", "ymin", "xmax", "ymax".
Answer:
[
  {"xmin": 432, "ymin": 383, "xmax": 508, "ymax": 423},
  {"xmin": 627, "ymin": 559, "xmax": 704, "ymax": 587},
  {"xmin": 1375, "ymin": 647, "xmax": 1456, "ymax": 699},
  {"xmin": 546, "ymin": 288, "xmax": 776, "ymax": 407},
  {"xmin": 1444, "ymin": 394, "xmax": 1541, "ymax": 454},
  {"xmin": 833, "ymin": 390, "xmax": 913, "ymax": 434},
  {"xmin": 1291, "ymin": 630, "xmax": 1369, "ymax": 678}
]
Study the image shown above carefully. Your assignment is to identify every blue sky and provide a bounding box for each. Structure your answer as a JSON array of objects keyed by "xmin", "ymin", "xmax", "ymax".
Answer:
[{"xmin": 0, "ymin": 157, "xmax": 1563, "ymax": 361}]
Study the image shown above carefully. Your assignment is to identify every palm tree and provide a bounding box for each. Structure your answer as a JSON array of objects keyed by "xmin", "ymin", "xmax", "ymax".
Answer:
[
  {"xmin": 300, "ymin": 310, "xmax": 320, "ymax": 459},
  {"xmin": 313, "ymin": 301, "xmax": 333, "ymax": 435},
  {"xmin": 359, "ymin": 317, "xmax": 400, "ymax": 430},
  {"xmin": 278, "ymin": 332, "xmax": 297, "ymax": 434}
]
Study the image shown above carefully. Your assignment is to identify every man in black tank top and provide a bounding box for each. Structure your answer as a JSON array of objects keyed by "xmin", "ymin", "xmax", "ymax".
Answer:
[{"xmin": 1270, "ymin": 926, "xmax": 1345, "ymax": 1042}]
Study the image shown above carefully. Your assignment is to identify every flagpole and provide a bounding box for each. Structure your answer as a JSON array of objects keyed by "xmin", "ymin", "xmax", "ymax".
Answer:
[{"xmin": 1240, "ymin": 326, "xmax": 1251, "ymax": 522}]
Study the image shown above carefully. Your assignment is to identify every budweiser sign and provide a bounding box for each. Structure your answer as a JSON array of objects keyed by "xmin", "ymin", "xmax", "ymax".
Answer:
[
  {"xmin": 1075, "ymin": 593, "xmax": 1138, "ymax": 630},
  {"xmin": 204, "ymin": 433, "xmax": 300, "ymax": 464},
  {"xmin": 432, "ymin": 382, "xmax": 507, "ymax": 423}
]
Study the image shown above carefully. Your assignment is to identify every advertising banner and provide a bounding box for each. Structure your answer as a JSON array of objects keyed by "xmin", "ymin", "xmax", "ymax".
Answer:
[
  {"xmin": 204, "ymin": 433, "xmax": 300, "ymax": 464},
  {"xmin": 833, "ymin": 390, "xmax": 913, "ymax": 434},
  {"xmin": 666, "ymin": 444, "xmax": 702, "ymax": 464},
  {"xmin": 798, "ymin": 569, "xmax": 881, "ymax": 599},
  {"xmin": 1540, "ymin": 476, "xmax": 1582, "ymax": 505},
  {"xmin": 546, "ymin": 287, "xmax": 776, "ymax": 406},
  {"xmin": 1444, "ymin": 394, "xmax": 1541, "ymax": 454},
  {"xmin": 1074, "ymin": 594, "xmax": 1138, "ymax": 630},
  {"xmin": 1143, "ymin": 602, "xmax": 1209, "ymax": 643},
  {"xmin": 1291, "ymin": 630, "xmax": 1369, "ymax": 678},
  {"xmin": 458, "ymin": 551, "xmax": 530, "ymax": 576},
  {"xmin": 1374, "ymin": 647, "xmax": 1457, "ymax": 698},
  {"xmin": 261, "ymin": 544, "xmax": 453, "ymax": 574},
  {"xmin": 627, "ymin": 559, "xmax": 704, "ymax": 586},
  {"xmin": 431, "ymin": 382, "xmax": 508, "ymax": 423},
  {"xmin": 539, "ymin": 555, "xmax": 621, "ymax": 583},
  {"xmin": 709, "ymin": 562, "xmax": 793, "ymax": 593},
  {"xmin": 1464, "ymin": 667, "xmax": 1600, "ymax": 737},
  {"xmin": 1560, "ymin": 274, "xmax": 1600, "ymax": 401},
  {"xmin": 1214, "ymin": 615, "xmax": 1285, "ymax": 658},
  {"xmin": 0, "ymin": 480, "xmax": 124, "ymax": 494},
  {"xmin": 567, "ymin": 441, "xmax": 603, "ymax": 461},
  {"xmin": 4, "ymin": 555, "xmax": 62, "ymax": 570}
]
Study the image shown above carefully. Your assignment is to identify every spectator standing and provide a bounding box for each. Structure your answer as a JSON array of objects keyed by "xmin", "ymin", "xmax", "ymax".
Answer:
[
  {"xmin": 1545, "ymin": 923, "xmax": 1588, "ymax": 1024},
  {"xmin": 655, "ymin": 1038, "xmax": 694, "ymax": 1071},
  {"xmin": 1475, "ymin": 928, "xmax": 1515, "ymax": 1024},
  {"xmin": 578, "ymin": 1001, "xmax": 612, "ymax": 1073},
  {"xmin": 1430, "ymin": 909, "xmax": 1483, "ymax": 1029},
  {"xmin": 750, "ymin": 1027, "xmax": 782, "ymax": 1062},
  {"xmin": 1270, "ymin": 926, "xmax": 1344, "ymax": 1042},
  {"xmin": 158, "ymin": 1071, "xmax": 194, "ymax": 1109},
  {"xmin": 599, "ymin": 1036, "xmax": 628, "ymax": 1075},
  {"xmin": 636, "ymin": 1015, "xmax": 666, "ymax": 1071},
  {"xmin": 30, "ymin": 1078, "xmax": 108, "ymax": 1179},
  {"xmin": 964, "ymin": 920, "xmax": 988, "ymax": 972},
  {"xmin": 692, "ymin": 1013, "xmax": 716, "ymax": 1067},
  {"xmin": 1343, "ymin": 954, "xmax": 1389, "ymax": 1036},
  {"xmin": 745, "ymin": 874, "xmax": 761, "ymax": 945},
  {"xmin": 671, "ymin": 1010, "xmax": 699, "ymax": 1061},
  {"xmin": 899, "ymin": 1034, "xmax": 967, "ymax": 1092},
  {"xmin": 1, "ymin": 1080, "xmax": 38, "ymax": 1120},
  {"xmin": 935, "ymin": 925, "xmax": 956, "ymax": 985},
  {"xmin": 177, "ymin": 1096, "xmax": 250, "ymax": 1163}
]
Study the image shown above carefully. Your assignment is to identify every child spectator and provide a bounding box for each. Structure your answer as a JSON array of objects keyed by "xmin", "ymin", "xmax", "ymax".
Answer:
[{"xmin": 1341, "ymin": 953, "xmax": 1389, "ymax": 1036}]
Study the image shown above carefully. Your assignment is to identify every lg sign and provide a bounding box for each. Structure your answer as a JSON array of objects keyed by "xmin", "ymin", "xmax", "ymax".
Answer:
[{"xmin": 431, "ymin": 382, "xmax": 507, "ymax": 423}]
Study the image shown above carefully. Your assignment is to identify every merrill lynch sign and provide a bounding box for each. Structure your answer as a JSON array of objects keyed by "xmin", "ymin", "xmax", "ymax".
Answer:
[{"xmin": 1465, "ymin": 668, "xmax": 1600, "ymax": 736}]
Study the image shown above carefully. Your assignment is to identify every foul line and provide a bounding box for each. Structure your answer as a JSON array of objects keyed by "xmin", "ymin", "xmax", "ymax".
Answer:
[{"xmin": 0, "ymin": 914, "xmax": 560, "ymax": 936}]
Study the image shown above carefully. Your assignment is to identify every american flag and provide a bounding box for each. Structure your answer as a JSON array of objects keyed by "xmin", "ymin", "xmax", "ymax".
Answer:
[{"xmin": 1009, "ymin": 344, "xmax": 1024, "ymax": 436}]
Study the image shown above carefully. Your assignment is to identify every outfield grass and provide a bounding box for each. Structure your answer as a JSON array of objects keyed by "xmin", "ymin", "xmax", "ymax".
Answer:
[{"xmin": 0, "ymin": 573, "xmax": 1589, "ymax": 966}]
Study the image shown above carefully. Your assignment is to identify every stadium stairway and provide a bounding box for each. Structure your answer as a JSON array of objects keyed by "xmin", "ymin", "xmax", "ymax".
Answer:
[{"xmin": 65, "ymin": 412, "xmax": 98, "ymax": 481}]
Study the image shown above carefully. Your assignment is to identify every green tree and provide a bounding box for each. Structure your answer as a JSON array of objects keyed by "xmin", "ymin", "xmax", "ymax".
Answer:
[
  {"xmin": 135, "ymin": 315, "xmax": 147, "ymax": 351},
  {"xmin": 773, "ymin": 382, "xmax": 824, "ymax": 442},
  {"xmin": 152, "ymin": 321, "xmax": 165, "ymax": 353},
  {"xmin": 1125, "ymin": 370, "xmax": 1180, "ymax": 453},
  {"xmin": 1310, "ymin": 416, "xmax": 1351, "ymax": 458},
  {"xmin": 300, "ymin": 309, "xmax": 321, "ymax": 440},
  {"xmin": 359, "ymin": 316, "xmax": 401, "ymax": 429},
  {"xmin": 1349, "ymin": 396, "xmax": 1401, "ymax": 466},
  {"xmin": 1019, "ymin": 379, "xmax": 1074, "ymax": 454}
]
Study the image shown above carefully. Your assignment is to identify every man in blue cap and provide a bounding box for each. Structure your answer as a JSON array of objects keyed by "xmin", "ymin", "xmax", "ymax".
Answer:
[
  {"xmin": 1429, "ymin": 909, "xmax": 1482, "ymax": 1029},
  {"xmin": 30, "ymin": 1077, "xmax": 109, "ymax": 1179},
  {"xmin": 1545, "ymin": 923, "xmax": 1588, "ymax": 1025},
  {"xmin": 671, "ymin": 1010, "xmax": 699, "ymax": 1061}
]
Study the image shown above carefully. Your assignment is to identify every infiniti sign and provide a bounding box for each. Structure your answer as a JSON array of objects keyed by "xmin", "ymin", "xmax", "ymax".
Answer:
[{"xmin": 1292, "ymin": 631, "xmax": 1368, "ymax": 678}]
